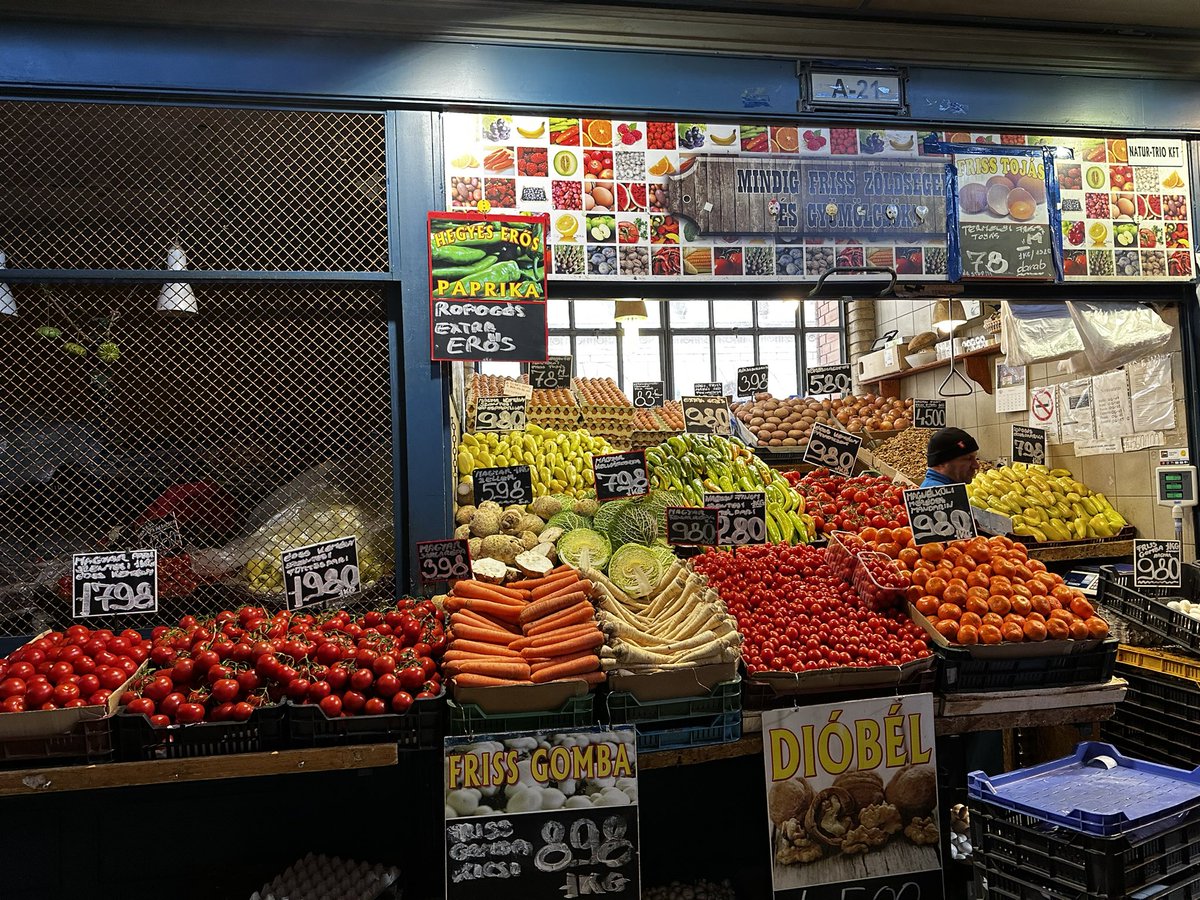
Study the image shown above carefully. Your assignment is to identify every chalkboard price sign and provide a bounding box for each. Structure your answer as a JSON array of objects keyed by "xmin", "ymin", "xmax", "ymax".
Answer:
[
  {"xmin": 281, "ymin": 536, "xmax": 361, "ymax": 612},
  {"xmin": 593, "ymin": 451, "xmax": 650, "ymax": 501},
  {"xmin": 903, "ymin": 484, "xmax": 978, "ymax": 546},
  {"xmin": 529, "ymin": 356, "xmax": 573, "ymax": 390},
  {"xmin": 1134, "ymin": 539, "xmax": 1182, "ymax": 589},
  {"xmin": 476, "ymin": 396, "xmax": 529, "ymax": 433},
  {"xmin": 959, "ymin": 222, "xmax": 1054, "ymax": 280},
  {"xmin": 1011, "ymin": 425, "xmax": 1047, "ymax": 466},
  {"xmin": 803, "ymin": 422, "xmax": 862, "ymax": 476},
  {"xmin": 666, "ymin": 506, "xmax": 720, "ymax": 546},
  {"xmin": 631, "ymin": 381, "xmax": 665, "ymax": 409},
  {"xmin": 416, "ymin": 538, "xmax": 472, "ymax": 584},
  {"xmin": 682, "ymin": 396, "xmax": 732, "ymax": 436},
  {"xmin": 693, "ymin": 381, "xmax": 725, "ymax": 398},
  {"xmin": 703, "ymin": 491, "xmax": 768, "ymax": 546},
  {"xmin": 805, "ymin": 364, "xmax": 853, "ymax": 397},
  {"xmin": 736, "ymin": 365, "xmax": 769, "ymax": 397},
  {"xmin": 912, "ymin": 399, "xmax": 946, "ymax": 430},
  {"xmin": 72, "ymin": 550, "xmax": 158, "ymax": 619},
  {"xmin": 473, "ymin": 465, "xmax": 534, "ymax": 506},
  {"xmin": 136, "ymin": 515, "xmax": 182, "ymax": 553}
]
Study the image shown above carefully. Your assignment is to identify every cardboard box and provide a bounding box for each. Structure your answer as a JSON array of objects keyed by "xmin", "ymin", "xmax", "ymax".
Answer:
[
  {"xmin": 0, "ymin": 657, "xmax": 143, "ymax": 741},
  {"xmin": 908, "ymin": 603, "xmax": 1102, "ymax": 659},
  {"xmin": 452, "ymin": 678, "xmax": 588, "ymax": 715},
  {"xmin": 607, "ymin": 661, "xmax": 738, "ymax": 702},
  {"xmin": 745, "ymin": 655, "xmax": 932, "ymax": 699},
  {"xmin": 857, "ymin": 343, "xmax": 911, "ymax": 381}
]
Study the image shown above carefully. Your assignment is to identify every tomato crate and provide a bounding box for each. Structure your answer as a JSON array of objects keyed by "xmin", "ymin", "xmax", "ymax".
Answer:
[
  {"xmin": 936, "ymin": 637, "xmax": 1118, "ymax": 692},
  {"xmin": 287, "ymin": 692, "xmax": 444, "ymax": 750},
  {"xmin": 0, "ymin": 717, "xmax": 113, "ymax": 767},
  {"xmin": 634, "ymin": 709, "xmax": 741, "ymax": 753},
  {"xmin": 447, "ymin": 693, "xmax": 594, "ymax": 736},
  {"xmin": 605, "ymin": 678, "xmax": 741, "ymax": 725},
  {"xmin": 1098, "ymin": 564, "xmax": 1200, "ymax": 655},
  {"xmin": 113, "ymin": 703, "xmax": 288, "ymax": 760}
]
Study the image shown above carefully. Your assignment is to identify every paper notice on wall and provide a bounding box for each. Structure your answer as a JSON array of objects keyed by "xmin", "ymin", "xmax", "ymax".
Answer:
[
  {"xmin": 1076, "ymin": 438, "xmax": 1123, "ymax": 456},
  {"xmin": 1028, "ymin": 386, "xmax": 1060, "ymax": 442},
  {"xmin": 1127, "ymin": 354, "xmax": 1176, "ymax": 433},
  {"xmin": 1058, "ymin": 378, "xmax": 1095, "ymax": 444},
  {"xmin": 1124, "ymin": 431, "xmax": 1165, "ymax": 451},
  {"xmin": 995, "ymin": 361, "xmax": 1028, "ymax": 414},
  {"xmin": 1091, "ymin": 369, "xmax": 1133, "ymax": 439}
]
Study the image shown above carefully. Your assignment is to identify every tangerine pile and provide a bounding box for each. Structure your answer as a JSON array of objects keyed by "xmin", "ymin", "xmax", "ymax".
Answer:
[{"xmin": 859, "ymin": 530, "xmax": 1110, "ymax": 646}]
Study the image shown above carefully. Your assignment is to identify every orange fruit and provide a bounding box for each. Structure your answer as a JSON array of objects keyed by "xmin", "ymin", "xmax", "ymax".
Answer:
[
  {"xmin": 878, "ymin": 542, "xmax": 902, "ymax": 559},
  {"xmin": 960, "ymin": 612, "xmax": 983, "ymax": 630},
  {"xmin": 878, "ymin": 528, "xmax": 894, "ymax": 544},
  {"xmin": 912, "ymin": 569, "xmax": 930, "ymax": 587},
  {"xmin": 899, "ymin": 548, "xmax": 920, "ymax": 569},
  {"xmin": 1024, "ymin": 619, "xmax": 1047, "ymax": 642},
  {"xmin": 921, "ymin": 544, "xmax": 944, "ymax": 563},
  {"xmin": 926, "ymin": 576, "xmax": 948, "ymax": 598},
  {"xmin": 647, "ymin": 156, "xmax": 673, "ymax": 177},
  {"xmin": 993, "ymin": 558, "xmax": 1016, "ymax": 579},
  {"xmin": 1069, "ymin": 620, "xmax": 1090, "ymax": 640},
  {"xmin": 585, "ymin": 119, "xmax": 613, "ymax": 147},
  {"xmin": 1028, "ymin": 559, "xmax": 1047, "ymax": 574},
  {"xmin": 982, "ymin": 612, "xmax": 1004, "ymax": 629},
  {"xmin": 967, "ymin": 585, "xmax": 990, "ymax": 602},
  {"xmin": 1003, "ymin": 613, "xmax": 1026, "ymax": 627},
  {"xmin": 1052, "ymin": 585, "xmax": 1075, "ymax": 604},
  {"xmin": 988, "ymin": 595, "xmax": 1012, "ymax": 616},
  {"xmin": 1086, "ymin": 617, "xmax": 1110, "ymax": 639},
  {"xmin": 1108, "ymin": 139, "xmax": 1128, "ymax": 163},
  {"xmin": 1026, "ymin": 611, "xmax": 1046, "ymax": 625},
  {"xmin": 1011, "ymin": 583, "xmax": 1033, "ymax": 600},
  {"xmin": 957, "ymin": 624, "xmax": 980, "ymax": 645},
  {"xmin": 980, "ymin": 624, "xmax": 1004, "ymax": 645},
  {"xmin": 1071, "ymin": 597, "xmax": 1096, "ymax": 619},
  {"xmin": 937, "ymin": 603, "xmax": 963, "ymax": 622},
  {"xmin": 1002, "ymin": 622, "xmax": 1025, "ymax": 643},
  {"xmin": 943, "ymin": 584, "xmax": 968, "ymax": 605},
  {"xmin": 916, "ymin": 596, "xmax": 940, "ymax": 617},
  {"xmin": 893, "ymin": 528, "xmax": 913, "ymax": 546},
  {"xmin": 1031, "ymin": 596, "xmax": 1053, "ymax": 618},
  {"xmin": 950, "ymin": 566, "xmax": 971, "ymax": 583},
  {"xmin": 773, "ymin": 127, "xmax": 800, "ymax": 152},
  {"xmin": 906, "ymin": 585, "xmax": 923, "ymax": 603},
  {"xmin": 990, "ymin": 581, "xmax": 1013, "ymax": 598},
  {"xmin": 935, "ymin": 619, "xmax": 960, "ymax": 640},
  {"xmin": 1049, "ymin": 609, "xmax": 1075, "ymax": 623},
  {"xmin": 1046, "ymin": 618, "xmax": 1070, "ymax": 640},
  {"xmin": 965, "ymin": 596, "xmax": 990, "ymax": 617},
  {"xmin": 976, "ymin": 564, "xmax": 994, "ymax": 580},
  {"xmin": 1011, "ymin": 596, "xmax": 1033, "ymax": 617}
]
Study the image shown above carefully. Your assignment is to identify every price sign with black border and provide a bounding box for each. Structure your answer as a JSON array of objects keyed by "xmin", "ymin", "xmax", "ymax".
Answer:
[
  {"xmin": 912, "ymin": 399, "xmax": 946, "ymax": 430},
  {"xmin": 1011, "ymin": 425, "xmax": 1047, "ymax": 466},
  {"xmin": 703, "ymin": 491, "xmax": 767, "ymax": 546},
  {"xmin": 72, "ymin": 550, "xmax": 158, "ymax": 619},
  {"xmin": 1134, "ymin": 539, "xmax": 1182, "ymax": 589},
  {"xmin": 803, "ymin": 422, "xmax": 861, "ymax": 476},
  {"xmin": 473, "ymin": 465, "xmax": 534, "ymax": 506},
  {"xmin": 631, "ymin": 382, "xmax": 665, "ymax": 409},
  {"xmin": 530, "ymin": 356, "xmax": 573, "ymax": 390},
  {"xmin": 475, "ymin": 396, "xmax": 529, "ymax": 433},
  {"xmin": 693, "ymin": 382, "xmax": 725, "ymax": 398},
  {"xmin": 281, "ymin": 536, "xmax": 360, "ymax": 612},
  {"xmin": 903, "ymin": 484, "xmax": 978, "ymax": 546},
  {"xmin": 682, "ymin": 396, "xmax": 732, "ymax": 436},
  {"xmin": 666, "ymin": 506, "xmax": 720, "ymax": 547},
  {"xmin": 593, "ymin": 451, "xmax": 651, "ymax": 502},
  {"xmin": 736, "ymin": 365, "xmax": 769, "ymax": 397},
  {"xmin": 417, "ymin": 538, "xmax": 472, "ymax": 584},
  {"xmin": 805, "ymin": 364, "xmax": 853, "ymax": 397}
]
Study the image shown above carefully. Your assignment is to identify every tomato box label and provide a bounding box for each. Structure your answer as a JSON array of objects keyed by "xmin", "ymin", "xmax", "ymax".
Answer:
[
  {"xmin": 904, "ymin": 484, "xmax": 977, "ymax": 546},
  {"xmin": 1134, "ymin": 539, "xmax": 1182, "ymax": 589},
  {"xmin": 593, "ymin": 451, "xmax": 650, "ymax": 502},
  {"xmin": 737, "ymin": 365, "xmax": 769, "ymax": 397},
  {"xmin": 1011, "ymin": 425, "xmax": 1047, "ymax": 466},
  {"xmin": 683, "ymin": 396, "xmax": 733, "ymax": 436},
  {"xmin": 72, "ymin": 549, "xmax": 158, "ymax": 619},
  {"xmin": 667, "ymin": 506, "xmax": 720, "ymax": 546},
  {"xmin": 476, "ymin": 396, "xmax": 529, "ymax": 433},
  {"xmin": 444, "ymin": 727, "xmax": 641, "ymax": 900},
  {"xmin": 805, "ymin": 364, "xmax": 852, "ymax": 397},
  {"xmin": 704, "ymin": 491, "xmax": 767, "ymax": 545},
  {"xmin": 417, "ymin": 539, "xmax": 472, "ymax": 584},
  {"xmin": 281, "ymin": 536, "xmax": 361, "ymax": 612},
  {"xmin": 631, "ymin": 381, "xmax": 665, "ymax": 409},
  {"xmin": 530, "ymin": 356, "xmax": 573, "ymax": 390},
  {"xmin": 803, "ymin": 422, "xmax": 861, "ymax": 476},
  {"xmin": 473, "ymin": 465, "xmax": 534, "ymax": 507},
  {"xmin": 912, "ymin": 399, "xmax": 946, "ymax": 430}
]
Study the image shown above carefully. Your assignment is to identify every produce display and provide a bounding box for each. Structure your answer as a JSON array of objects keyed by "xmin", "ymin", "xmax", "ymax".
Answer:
[
  {"xmin": 785, "ymin": 470, "xmax": 908, "ymax": 536},
  {"xmin": 456, "ymin": 426, "xmax": 612, "ymax": 498},
  {"xmin": 119, "ymin": 600, "xmax": 445, "ymax": 724},
  {"xmin": 869, "ymin": 427, "xmax": 937, "ymax": 484},
  {"xmin": 573, "ymin": 376, "xmax": 635, "ymax": 446},
  {"xmin": 251, "ymin": 855, "xmax": 399, "ymax": 900},
  {"xmin": 466, "ymin": 373, "xmax": 581, "ymax": 431},
  {"xmin": 693, "ymin": 543, "xmax": 931, "ymax": 675},
  {"xmin": 591, "ymin": 559, "xmax": 741, "ymax": 672},
  {"xmin": 646, "ymin": 434, "xmax": 814, "ymax": 543},
  {"xmin": 733, "ymin": 393, "xmax": 913, "ymax": 447},
  {"xmin": 454, "ymin": 495, "xmax": 599, "ymax": 578},
  {"xmin": 631, "ymin": 401, "xmax": 685, "ymax": 450},
  {"xmin": 0, "ymin": 626, "xmax": 150, "ymax": 712},
  {"xmin": 968, "ymin": 462, "xmax": 1128, "ymax": 541},
  {"xmin": 443, "ymin": 568, "xmax": 605, "ymax": 687}
]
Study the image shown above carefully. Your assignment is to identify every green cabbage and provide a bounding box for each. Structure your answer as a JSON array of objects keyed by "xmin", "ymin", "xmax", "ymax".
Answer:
[
  {"xmin": 548, "ymin": 493, "xmax": 576, "ymax": 512},
  {"xmin": 592, "ymin": 498, "xmax": 629, "ymax": 537},
  {"xmin": 556, "ymin": 528, "xmax": 611, "ymax": 571},
  {"xmin": 609, "ymin": 502, "xmax": 660, "ymax": 547},
  {"xmin": 608, "ymin": 543, "xmax": 668, "ymax": 599},
  {"xmin": 547, "ymin": 510, "xmax": 592, "ymax": 532}
]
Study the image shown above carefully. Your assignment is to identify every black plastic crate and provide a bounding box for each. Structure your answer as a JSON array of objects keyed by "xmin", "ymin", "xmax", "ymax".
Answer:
[
  {"xmin": 606, "ymin": 679, "xmax": 741, "ymax": 725},
  {"xmin": 113, "ymin": 703, "xmax": 288, "ymax": 760},
  {"xmin": 741, "ymin": 663, "xmax": 935, "ymax": 710},
  {"xmin": 1099, "ymin": 565, "xmax": 1200, "ymax": 655},
  {"xmin": 0, "ymin": 717, "xmax": 113, "ymax": 767},
  {"xmin": 1103, "ymin": 700, "xmax": 1200, "ymax": 769},
  {"xmin": 633, "ymin": 709, "xmax": 741, "ymax": 753},
  {"xmin": 287, "ymin": 693, "xmax": 444, "ymax": 750},
  {"xmin": 969, "ymin": 797, "xmax": 1200, "ymax": 899},
  {"xmin": 973, "ymin": 854, "xmax": 1200, "ymax": 900},
  {"xmin": 936, "ymin": 638, "xmax": 1118, "ymax": 692},
  {"xmin": 448, "ymin": 693, "xmax": 595, "ymax": 736},
  {"xmin": 1117, "ymin": 664, "xmax": 1200, "ymax": 724}
]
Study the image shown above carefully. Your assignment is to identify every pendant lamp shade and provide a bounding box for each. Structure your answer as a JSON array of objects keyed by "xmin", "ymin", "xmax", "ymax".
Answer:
[
  {"xmin": 613, "ymin": 299, "xmax": 648, "ymax": 323},
  {"xmin": 933, "ymin": 299, "xmax": 967, "ymax": 334},
  {"xmin": 157, "ymin": 245, "xmax": 198, "ymax": 314}
]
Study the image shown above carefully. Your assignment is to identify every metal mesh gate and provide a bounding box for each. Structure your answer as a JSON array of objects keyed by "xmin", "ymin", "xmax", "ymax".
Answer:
[{"xmin": 0, "ymin": 285, "xmax": 395, "ymax": 635}]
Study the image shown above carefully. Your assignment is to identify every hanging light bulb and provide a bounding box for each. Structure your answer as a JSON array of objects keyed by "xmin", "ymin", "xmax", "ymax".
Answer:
[
  {"xmin": 614, "ymin": 298, "xmax": 647, "ymax": 339},
  {"xmin": 157, "ymin": 245, "xmax": 198, "ymax": 314},
  {"xmin": 0, "ymin": 251, "xmax": 16, "ymax": 317},
  {"xmin": 932, "ymin": 299, "xmax": 967, "ymax": 334}
]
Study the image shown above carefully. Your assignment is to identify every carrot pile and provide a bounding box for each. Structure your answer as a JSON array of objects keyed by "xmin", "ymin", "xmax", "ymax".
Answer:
[{"xmin": 443, "ymin": 566, "xmax": 606, "ymax": 689}]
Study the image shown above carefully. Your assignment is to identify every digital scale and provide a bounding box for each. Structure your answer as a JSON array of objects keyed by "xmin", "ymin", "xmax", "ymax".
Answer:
[
  {"xmin": 1156, "ymin": 465, "xmax": 1197, "ymax": 507},
  {"xmin": 1064, "ymin": 564, "xmax": 1132, "ymax": 598}
]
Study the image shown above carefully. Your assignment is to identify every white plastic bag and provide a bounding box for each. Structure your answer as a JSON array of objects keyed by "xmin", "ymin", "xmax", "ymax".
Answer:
[
  {"xmin": 1000, "ymin": 301, "xmax": 1083, "ymax": 365},
  {"xmin": 1127, "ymin": 354, "xmax": 1176, "ymax": 433},
  {"xmin": 1065, "ymin": 301, "xmax": 1173, "ymax": 374}
]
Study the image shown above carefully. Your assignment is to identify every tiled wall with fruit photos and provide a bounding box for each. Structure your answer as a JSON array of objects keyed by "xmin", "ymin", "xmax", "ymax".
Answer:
[{"xmin": 443, "ymin": 114, "xmax": 1193, "ymax": 283}]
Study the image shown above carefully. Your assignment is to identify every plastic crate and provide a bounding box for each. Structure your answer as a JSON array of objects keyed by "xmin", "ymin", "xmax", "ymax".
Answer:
[
  {"xmin": 113, "ymin": 703, "xmax": 288, "ymax": 761},
  {"xmin": 606, "ymin": 678, "xmax": 741, "ymax": 725},
  {"xmin": 1099, "ymin": 565, "xmax": 1200, "ymax": 655},
  {"xmin": 852, "ymin": 551, "xmax": 907, "ymax": 610},
  {"xmin": 741, "ymin": 661, "xmax": 935, "ymax": 709},
  {"xmin": 1118, "ymin": 645, "xmax": 1200, "ymax": 687},
  {"xmin": 936, "ymin": 638, "xmax": 1118, "ymax": 692},
  {"xmin": 1118, "ymin": 664, "xmax": 1200, "ymax": 724},
  {"xmin": 824, "ymin": 531, "xmax": 864, "ymax": 583},
  {"xmin": 288, "ymin": 693, "xmax": 444, "ymax": 750},
  {"xmin": 448, "ymin": 693, "xmax": 595, "ymax": 736},
  {"xmin": 0, "ymin": 717, "xmax": 113, "ymax": 767},
  {"xmin": 1102, "ymin": 710, "xmax": 1200, "ymax": 771},
  {"xmin": 633, "ymin": 709, "xmax": 741, "ymax": 753}
]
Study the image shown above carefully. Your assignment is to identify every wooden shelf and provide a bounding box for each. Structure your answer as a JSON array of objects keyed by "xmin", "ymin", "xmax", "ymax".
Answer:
[{"xmin": 860, "ymin": 343, "xmax": 1002, "ymax": 397}]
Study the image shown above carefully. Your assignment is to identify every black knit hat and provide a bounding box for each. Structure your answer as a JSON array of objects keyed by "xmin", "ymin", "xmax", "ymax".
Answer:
[{"xmin": 927, "ymin": 428, "xmax": 979, "ymax": 466}]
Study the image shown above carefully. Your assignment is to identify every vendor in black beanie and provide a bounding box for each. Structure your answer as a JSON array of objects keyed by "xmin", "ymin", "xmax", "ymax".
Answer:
[{"xmin": 922, "ymin": 427, "xmax": 980, "ymax": 488}]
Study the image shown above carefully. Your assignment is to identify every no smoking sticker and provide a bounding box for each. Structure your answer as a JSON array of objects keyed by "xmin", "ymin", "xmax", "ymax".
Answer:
[{"xmin": 1029, "ymin": 386, "xmax": 1059, "ymax": 442}]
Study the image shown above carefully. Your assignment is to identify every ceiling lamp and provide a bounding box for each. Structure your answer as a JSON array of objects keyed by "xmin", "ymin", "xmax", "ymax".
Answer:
[
  {"xmin": 932, "ymin": 299, "xmax": 967, "ymax": 334},
  {"xmin": 157, "ymin": 245, "xmax": 198, "ymax": 314},
  {"xmin": 0, "ymin": 251, "xmax": 15, "ymax": 317},
  {"xmin": 614, "ymin": 299, "xmax": 648, "ymax": 338}
]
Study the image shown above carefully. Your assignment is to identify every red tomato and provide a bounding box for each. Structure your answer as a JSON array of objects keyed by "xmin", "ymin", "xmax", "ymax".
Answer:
[
  {"xmin": 318, "ymin": 694, "xmax": 343, "ymax": 718},
  {"xmin": 364, "ymin": 697, "xmax": 387, "ymax": 716},
  {"xmin": 390, "ymin": 691, "xmax": 414, "ymax": 714},
  {"xmin": 126, "ymin": 696, "xmax": 155, "ymax": 716},
  {"xmin": 175, "ymin": 702, "xmax": 206, "ymax": 724}
]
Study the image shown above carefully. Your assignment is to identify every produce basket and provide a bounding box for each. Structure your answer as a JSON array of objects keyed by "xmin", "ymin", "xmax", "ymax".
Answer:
[
  {"xmin": 1103, "ymin": 704, "xmax": 1200, "ymax": 771},
  {"xmin": 936, "ymin": 637, "xmax": 1118, "ymax": 693},
  {"xmin": 113, "ymin": 703, "xmax": 288, "ymax": 761},
  {"xmin": 287, "ymin": 692, "xmax": 444, "ymax": 750},
  {"xmin": 1098, "ymin": 564, "xmax": 1200, "ymax": 655},
  {"xmin": 824, "ymin": 530, "xmax": 864, "ymax": 583},
  {"xmin": 851, "ymin": 550, "xmax": 907, "ymax": 610},
  {"xmin": 606, "ymin": 678, "xmax": 742, "ymax": 753},
  {"xmin": 448, "ymin": 693, "xmax": 594, "ymax": 736},
  {"xmin": 1117, "ymin": 645, "xmax": 1200, "ymax": 687},
  {"xmin": 632, "ymin": 709, "xmax": 741, "ymax": 753},
  {"xmin": 0, "ymin": 717, "xmax": 113, "ymax": 767},
  {"xmin": 741, "ymin": 656, "xmax": 934, "ymax": 709}
]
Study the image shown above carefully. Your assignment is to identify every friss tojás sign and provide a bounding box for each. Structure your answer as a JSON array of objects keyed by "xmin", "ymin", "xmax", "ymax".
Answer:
[
  {"xmin": 953, "ymin": 150, "xmax": 1054, "ymax": 280},
  {"xmin": 429, "ymin": 211, "xmax": 550, "ymax": 362},
  {"xmin": 281, "ymin": 536, "xmax": 361, "ymax": 612},
  {"xmin": 72, "ymin": 550, "xmax": 158, "ymax": 619}
]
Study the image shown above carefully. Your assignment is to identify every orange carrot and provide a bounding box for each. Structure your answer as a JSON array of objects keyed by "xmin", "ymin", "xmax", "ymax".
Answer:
[
  {"xmin": 531, "ymin": 655, "xmax": 600, "ymax": 683},
  {"xmin": 548, "ymin": 670, "xmax": 606, "ymax": 685},
  {"xmin": 452, "ymin": 610, "xmax": 519, "ymax": 633},
  {"xmin": 445, "ymin": 659, "xmax": 531, "ymax": 679},
  {"xmin": 453, "ymin": 673, "xmax": 531, "ymax": 687},
  {"xmin": 451, "ymin": 622, "xmax": 521, "ymax": 645},
  {"xmin": 538, "ymin": 580, "xmax": 593, "ymax": 604},
  {"xmin": 521, "ymin": 630, "xmax": 604, "ymax": 659},
  {"xmin": 506, "ymin": 567, "xmax": 575, "ymax": 590},
  {"xmin": 518, "ymin": 591, "xmax": 588, "ymax": 626},
  {"xmin": 463, "ymin": 598, "xmax": 525, "ymax": 623},
  {"xmin": 448, "ymin": 639, "xmax": 522, "ymax": 658},
  {"xmin": 530, "ymin": 651, "xmax": 598, "ymax": 674},
  {"xmin": 452, "ymin": 580, "xmax": 529, "ymax": 604},
  {"xmin": 525, "ymin": 602, "xmax": 594, "ymax": 636},
  {"xmin": 531, "ymin": 575, "xmax": 582, "ymax": 600},
  {"xmin": 527, "ymin": 622, "xmax": 598, "ymax": 648}
]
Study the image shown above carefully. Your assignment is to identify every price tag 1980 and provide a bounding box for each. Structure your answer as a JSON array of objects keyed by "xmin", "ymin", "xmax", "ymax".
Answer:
[
  {"xmin": 476, "ymin": 396, "xmax": 528, "ymax": 433},
  {"xmin": 631, "ymin": 381, "xmax": 665, "ymax": 409},
  {"xmin": 473, "ymin": 465, "xmax": 534, "ymax": 506},
  {"xmin": 736, "ymin": 365, "xmax": 769, "ymax": 397},
  {"xmin": 593, "ymin": 451, "xmax": 651, "ymax": 502},
  {"xmin": 1134, "ymin": 539, "xmax": 1182, "ymax": 589},
  {"xmin": 281, "ymin": 536, "xmax": 360, "ymax": 612},
  {"xmin": 530, "ymin": 356, "xmax": 572, "ymax": 390},
  {"xmin": 417, "ymin": 538, "xmax": 472, "ymax": 584},
  {"xmin": 682, "ymin": 396, "xmax": 732, "ymax": 436},
  {"xmin": 72, "ymin": 549, "xmax": 158, "ymax": 619},
  {"xmin": 802, "ymin": 422, "xmax": 862, "ymax": 476},
  {"xmin": 806, "ymin": 364, "xmax": 853, "ymax": 397},
  {"xmin": 903, "ymin": 485, "xmax": 978, "ymax": 546},
  {"xmin": 703, "ymin": 492, "xmax": 767, "ymax": 546},
  {"xmin": 1011, "ymin": 425, "xmax": 1047, "ymax": 467},
  {"xmin": 666, "ymin": 506, "xmax": 719, "ymax": 546},
  {"xmin": 912, "ymin": 399, "xmax": 946, "ymax": 430}
]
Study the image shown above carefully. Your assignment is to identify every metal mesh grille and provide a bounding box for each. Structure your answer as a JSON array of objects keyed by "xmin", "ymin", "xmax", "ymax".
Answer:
[
  {"xmin": 0, "ymin": 285, "xmax": 395, "ymax": 635},
  {"xmin": 0, "ymin": 102, "xmax": 388, "ymax": 272}
]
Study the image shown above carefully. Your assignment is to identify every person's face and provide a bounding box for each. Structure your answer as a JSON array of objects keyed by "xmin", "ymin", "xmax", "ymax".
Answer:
[{"xmin": 942, "ymin": 452, "xmax": 978, "ymax": 484}]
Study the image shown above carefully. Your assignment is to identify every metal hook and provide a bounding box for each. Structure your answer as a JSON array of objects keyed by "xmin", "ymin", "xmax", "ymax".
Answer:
[
  {"xmin": 938, "ymin": 336, "xmax": 974, "ymax": 398},
  {"xmin": 807, "ymin": 265, "xmax": 897, "ymax": 298}
]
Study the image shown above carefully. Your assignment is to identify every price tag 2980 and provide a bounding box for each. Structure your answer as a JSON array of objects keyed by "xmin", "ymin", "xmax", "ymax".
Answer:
[{"xmin": 703, "ymin": 492, "xmax": 767, "ymax": 546}]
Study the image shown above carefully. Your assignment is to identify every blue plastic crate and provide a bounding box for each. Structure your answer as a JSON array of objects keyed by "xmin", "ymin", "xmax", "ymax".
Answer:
[
  {"xmin": 968, "ymin": 742, "xmax": 1200, "ymax": 839},
  {"xmin": 635, "ymin": 709, "xmax": 741, "ymax": 753}
]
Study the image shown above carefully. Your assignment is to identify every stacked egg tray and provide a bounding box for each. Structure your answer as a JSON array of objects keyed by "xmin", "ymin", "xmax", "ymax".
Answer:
[
  {"xmin": 630, "ymin": 401, "xmax": 685, "ymax": 450},
  {"xmin": 466, "ymin": 373, "xmax": 581, "ymax": 432},
  {"xmin": 250, "ymin": 854, "xmax": 400, "ymax": 900},
  {"xmin": 573, "ymin": 377, "xmax": 635, "ymax": 448}
]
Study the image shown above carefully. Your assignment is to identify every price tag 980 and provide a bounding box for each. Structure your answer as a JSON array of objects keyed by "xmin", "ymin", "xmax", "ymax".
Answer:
[
  {"xmin": 802, "ymin": 422, "xmax": 861, "ymax": 476},
  {"xmin": 682, "ymin": 396, "xmax": 732, "ymax": 436},
  {"xmin": 666, "ymin": 507, "xmax": 719, "ymax": 546}
]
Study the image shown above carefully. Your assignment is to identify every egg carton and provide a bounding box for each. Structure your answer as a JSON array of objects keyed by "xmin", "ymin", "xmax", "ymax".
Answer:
[{"xmin": 250, "ymin": 854, "xmax": 400, "ymax": 900}]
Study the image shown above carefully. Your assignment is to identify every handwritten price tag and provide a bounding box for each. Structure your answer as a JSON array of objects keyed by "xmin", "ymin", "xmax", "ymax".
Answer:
[
  {"xmin": 593, "ymin": 451, "xmax": 651, "ymax": 502},
  {"xmin": 631, "ymin": 381, "xmax": 665, "ymax": 409},
  {"xmin": 666, "ymin": 507, "xmax": 719, "ymax": 546},
  {"xmin": 473, "ymin": 465, "xmax": 534, "ymax": 506},
  {"xmin": 703, "ymin": 492, "xmax": 767, "ymax": 546},
  {"xmin": 530, "ymin": 356, "xmax": 572, "ymax": 390},
  {"xmin": 72, "ymin": 550, "xmax": 158, "ymax": 619},
  {"xmin": 1134, "ymin": 539, "xmax": 1182, "ymax": 589},
  {"xmin": 803, "ymin": 422, "xmax": 861, "ymax": 476},
  {"xmin": 682, "ymin": 396, "xmax": 732, "ymax": 436},
  {"xmin": 806, "ymin": 364, "xmax": 853, "ymax": 397},
  {"xmin": 281, "ymin": 536, "xmax": 361, "ymax": 612},
  {"xmin": 1011, "ymin": 425, "xmax": 1047, "ymax": 466},
  {"xmin": 693, "ymin": 382, "xmax": 725, "ymax": 398},
  {"xmin": 903, "ymin": 484, "xmax": 978, "ymax": 546},
  {"xmin": 912, "ymin": 399, "xmax": 946, "ymax": 430},
  {"xmin": 736, "ymin": 365, "xmax": 769, "ymax": 397},
  {"xmin": 476, "ymin": 396, "xmax": 528, "ymax": 433},
  {"xmin": 417, "ymin": 538, "xmax": 472, "ymax": 584}
]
